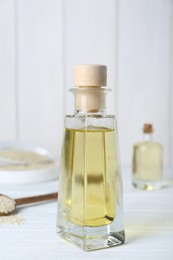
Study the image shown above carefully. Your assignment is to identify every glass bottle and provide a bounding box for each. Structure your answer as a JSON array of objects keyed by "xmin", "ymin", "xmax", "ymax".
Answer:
[
  {"xmin": 57, "ymin": 65, "xmax": 125, "ymax": 251},
  {"xmin": 132, "ymin": 124, "xmax": 163, "ymax": 190}
]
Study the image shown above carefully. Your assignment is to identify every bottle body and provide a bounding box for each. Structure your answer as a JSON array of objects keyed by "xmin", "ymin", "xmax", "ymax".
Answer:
[
  {"xmin": 132, "ymin": 140, "xmax": 163, "ymax": 190},
  {"xmin": 57, "ymin": 113, "xmax": 125, "ymax": 251}
]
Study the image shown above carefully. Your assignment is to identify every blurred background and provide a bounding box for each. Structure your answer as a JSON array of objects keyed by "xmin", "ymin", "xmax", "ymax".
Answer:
[{"xmin": 0, "ymin": 0, "xmax": 172, "ymax": 169}]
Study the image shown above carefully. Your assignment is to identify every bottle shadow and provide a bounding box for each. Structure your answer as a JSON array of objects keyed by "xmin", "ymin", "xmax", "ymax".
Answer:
[
  {"xmin": 124, "ymin": 208, "xmax": 172, "ymax": 244},
  {"xmin": 123, "ymin": 186, "xmax": 173, "ymax": 245}
]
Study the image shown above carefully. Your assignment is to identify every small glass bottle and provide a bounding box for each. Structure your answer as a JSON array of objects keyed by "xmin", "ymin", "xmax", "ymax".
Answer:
[
  {"xmin": 57, "ymin": 64, "xmax": 125, "ymax": 251},
  {"xmin": 132, "ymin": 124, "xmax": 163, "ymax": 190}
]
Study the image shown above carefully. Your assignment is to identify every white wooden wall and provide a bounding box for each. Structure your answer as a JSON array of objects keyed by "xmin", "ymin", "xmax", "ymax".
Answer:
[{"xmin": 0, "ymin": 0, "xmax": 172, "ymax": 167}]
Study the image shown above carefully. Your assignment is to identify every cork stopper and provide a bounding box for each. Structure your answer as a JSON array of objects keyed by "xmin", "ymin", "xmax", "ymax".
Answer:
[
  {"xmin": 143, "ymin": 124, "xmax": 153, "ymax": 133},
  {"xmin": 74, "ymin": 64, "xmax": 107, "ymax": 87},
  {"xmin": 71, "ymin": 64, "xmax": 109, "ymax": 112}
]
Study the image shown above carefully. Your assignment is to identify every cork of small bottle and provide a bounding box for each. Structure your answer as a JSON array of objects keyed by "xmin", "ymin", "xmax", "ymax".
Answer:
[
  {"xmin": 143, "ymin": 124, "xmax": 153, "ymax": 133},
  {"xmin": 73, "ymin": 64, "xmax": 107, "ymax": 112}
]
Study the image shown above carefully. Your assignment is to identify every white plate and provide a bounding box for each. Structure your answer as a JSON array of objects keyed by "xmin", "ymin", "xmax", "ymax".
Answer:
[{"xmin": 0, "ymin": 141, "xmax": 59, "ymax": 185}]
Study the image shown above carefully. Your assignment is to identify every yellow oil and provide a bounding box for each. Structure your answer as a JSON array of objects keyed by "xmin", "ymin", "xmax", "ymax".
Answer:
[
  {"xmin": 133, "ymin": 141, "xmax": 163, "ymax": 182},
  {"xmin": 60, "ymin": 127, "xmax": 118, "ymax": 227}
]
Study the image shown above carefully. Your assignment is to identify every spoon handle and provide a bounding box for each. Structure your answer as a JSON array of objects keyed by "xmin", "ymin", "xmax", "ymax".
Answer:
[{"xmin": 15, "ymin": 192, "xmax": 58, "ymax": 205}]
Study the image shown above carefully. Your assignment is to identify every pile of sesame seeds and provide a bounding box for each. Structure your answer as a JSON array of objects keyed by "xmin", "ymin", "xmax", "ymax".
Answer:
[{"xmin": 0, "ymin": 214, "xmax": 25, "ymax": 225}]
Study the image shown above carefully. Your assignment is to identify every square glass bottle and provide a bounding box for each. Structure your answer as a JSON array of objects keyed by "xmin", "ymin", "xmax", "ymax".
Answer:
[{"xmin": 57, "ymin": 65, "xmax": 125, "ymax": 251}]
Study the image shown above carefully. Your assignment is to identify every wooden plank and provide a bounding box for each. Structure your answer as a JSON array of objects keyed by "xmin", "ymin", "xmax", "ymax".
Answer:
[
  {"xmin": 118, "ymin": 0, "xmax": 171, "ymax": 167},
  {"xmin": 171, "ymin": 0, "xmax": 173, "ymax": 167},
  {"xmin": 64, "ymin": 0, "xmax": 119, "ymax": 115},
  {"xmin": 0, "ymin": 169, "xmax": 173, "ymax": 259},
  {"xmin": 0, "ymin": 0, "xmax": 16, "ymax": 141},
  {"xmin": 1, "ymin": 182, "xmax": 173, "ymax": 259},
  {"xmin": 17, "ymin": 0, "xmax": 64, "ymax": 158}
]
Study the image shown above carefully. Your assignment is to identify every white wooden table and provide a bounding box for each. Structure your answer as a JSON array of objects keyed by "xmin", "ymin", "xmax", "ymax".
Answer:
[{"xmin": 0, "ymin": 168, "xmax": 173, "ymax": 260}]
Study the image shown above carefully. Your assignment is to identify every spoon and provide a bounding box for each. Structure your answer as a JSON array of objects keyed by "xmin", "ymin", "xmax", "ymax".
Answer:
[{"xmin": 0, "ymin": 192, "xmax": 58, "ymax": 216}]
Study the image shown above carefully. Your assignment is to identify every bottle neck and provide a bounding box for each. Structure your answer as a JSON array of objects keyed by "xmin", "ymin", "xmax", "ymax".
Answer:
[
  {"xmin": 143, "ymin": 133, "xmax": 153, "ymax": 142},
  {"xmin": 70, "ymin": 87, "xmax": 111, "ymax": 114},
  {"xmin": 74, "ymin": 108, "xmax": 107, "ymax": 115}
]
